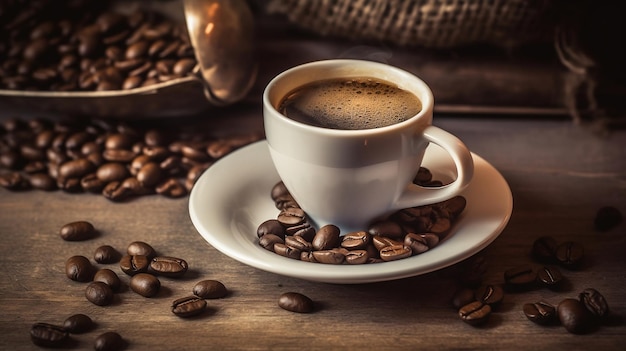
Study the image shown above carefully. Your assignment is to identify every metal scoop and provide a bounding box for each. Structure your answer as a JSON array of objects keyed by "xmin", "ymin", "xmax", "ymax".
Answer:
[{"xmin": 183, "ymin": 0, "xmax": 257, "ymax": 105}]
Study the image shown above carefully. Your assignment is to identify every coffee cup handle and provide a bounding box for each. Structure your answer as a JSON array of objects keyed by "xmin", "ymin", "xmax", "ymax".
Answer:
[{"xmin": 395, "ymin": 125, "xmax": 474, "ymax": 210}]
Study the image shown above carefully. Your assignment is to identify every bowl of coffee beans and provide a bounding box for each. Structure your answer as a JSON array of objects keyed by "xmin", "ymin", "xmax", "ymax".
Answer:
[{"xmin": 0, "ymin": 0, "xmax": 255, "ymax": 118}]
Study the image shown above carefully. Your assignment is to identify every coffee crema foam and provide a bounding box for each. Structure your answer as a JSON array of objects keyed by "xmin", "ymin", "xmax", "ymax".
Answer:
[{"xmin": 278, "ymin": 77, "xmax": 422, "ymax": 130}]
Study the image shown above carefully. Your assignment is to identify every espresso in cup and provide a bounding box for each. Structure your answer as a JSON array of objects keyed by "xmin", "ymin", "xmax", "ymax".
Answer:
[{"xmin": 278, "ymin": 77, "xmax": 422, "ymax": 130}]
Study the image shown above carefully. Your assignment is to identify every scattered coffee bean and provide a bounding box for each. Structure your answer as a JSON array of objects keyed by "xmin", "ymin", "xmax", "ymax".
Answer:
[
  {"xmin": 63, "ymin": 313, "xmax": 95, "ymax": 334},
  {"xmin": 126, "ymin": 241, "xmax": 156, "ymax": 259},
  {"xmin": 150, "ymin": 256, "xmax": 188, "ymax": 278},
  {"xmin": 94, "ymin": 245, "xmax": 121, "ymax": 264},
  {"xmin": 475, "ymin": 284, "xmax": 504, "ymax": 309},
  {"xmin": 65, "ymin": 255, "xmax": 95, "ymax": 282},
  {"xmin": 594, "ymin": 206, "xmax": 622, "ymax": 232},
  {"xmin": 171, "ymin": 296, "xmax": 208, "ymax": 318},
  {"xmin": 119, "ymin": 254, "xmax": 149, "ymax": 276},
  {"xmin": 85, "ymin": 281, "xmax": 115, "ymax": 306},
  {"xmin": 523, "ymin": 301, "xmax": 557, "ymax": 325},
  {"xmin": 558, "ymin": 298, "xmax": 591, "ymax": 334},
  {"xmin": 278, "ymin": 292, "xmax": 315, "ymax": 313},
  {"xmin": 93, "ymin": 268, "xmax": 122, "ymax": 292},
  {"xmin": 555, "ymin": 241, "xmax": 584, "ymax": 269},
  {"xmin": 193, "ymin": 280, "xmax": 228, "ymax": 299},
  {"xmin": 579, "ymin": 288, "xmax": 609, "ymax": 318},
  {"xmin": 536, "ymin": 265, "xmax": 564, "ymax": 288},
  {"xmin": 94, "ymin": 331, "xmax": 124, "ymax": 351},
  {"xmin": 458, "ymin": 301, "xmax": 491, "ymax": 326},
  {"xmin": 130, "ymin": 273, "xmax": 160, "ymax": 297},
  {"xmin": 59, "ymin": 220, "xmax": 96, "ymax": 241},
  {"xmin": 30, "ymin": 322, "xmax": 69, "ymax": 348}
]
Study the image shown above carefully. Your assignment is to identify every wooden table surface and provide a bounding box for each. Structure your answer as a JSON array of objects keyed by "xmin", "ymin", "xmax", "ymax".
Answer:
[
  {"xmin": 1, "ymin": 110, "xmax": 625, "ymax": 350},
  {"xmin": 1, "ymin": 9, "xmax": 626, "ymax": 350}
]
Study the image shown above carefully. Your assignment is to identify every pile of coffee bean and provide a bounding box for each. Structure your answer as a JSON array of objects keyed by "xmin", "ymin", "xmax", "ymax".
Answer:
[
  {"xmin": 0, "ymin": 0, "xmax": 197, "ymax": 91},
  {"xmin": 30, "ymin": 313, "xmax": 124, "ymax": 350},
  {"xmin": 257, "ymin": 168, "xmax": 466, "ymax": 264},
  {"xmin": 0, "ymin": 117, "xmax": 261, "ymax": 199}
]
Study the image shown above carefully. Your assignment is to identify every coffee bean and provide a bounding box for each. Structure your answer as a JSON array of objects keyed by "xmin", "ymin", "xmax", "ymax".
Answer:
[
  {"xmin": 504, "ymin": 264, "xmax": 537, "ymax": 291},
  {"xmin": 285, "ymin": 235, "xmax": 313, "ymax": 251},
  {"xmin": 458, "ymin": 301, "xmax": 491, "ymax": 326},
  {"xmin": 312, "ymin": 249, "xmax": 346, "ymax": 264},
  {"xmin": 271, "ymin": 181, "xmax": 290, "ymax": 201},
  {"xmin": 257, "ymin": 219, "xmax": 286, "ymax": 239},
  {"xmin": 94, "ymin": 331, "xmax": 124, "ymax": 351},
  {"xmin": 130, "ymin": 273, "xmax": 160, "ymax": 297},
  {"xmin": 286, "ymin": 222, "xmax": 315, "ymax": 240},
  {"xmin": 579, "ymin": 288, "xmax": 609, "ymax": 318},
  {"xmin": 531, "ymin": 236, "xmax": 558, "ymax": 263},
  {"xmin": 312, "ymin": 224, "xmax": 341, "ymax": 251},
  {"xmin": 96, "ymin": 162, "xmax": 129, "ymax": 182},
  {"xmin": 278, "ymin": 292, "xmax": 315, "ymax": 313},
  {"xmin": 403, "ymin": 233, "xmax": 430, "ymax": 254},
  {"xmin": 28, "ymin": 173, "xmax": 57, "ymax": 190},
  {"xmin": 63, "ymin": 313, "xmax": 95, "ymax": 334},
  {"xmin": 274, "ymin": 243, "xmax": 301, "ymax": 260},
  {"xmin": 59, "ymin": 220, "xmax": 96, "ymax": 241},
  {"xmin": 277, "ymin": 207, "xmax": 306, "ymax": 226},
  {"xmin": 150, "ymin": 256, "xmax": 188, "ymax": 278},
  {"xmin": 555, "ymin": 241, "xmax": 584, "ymax": 269},
  {"xmin": 558, "ymin": 298, "xmax": 591, "ymax": 334},
  {"xmin": 171, "ymin": 296, "xmax": 208, "ymax": 318},
  {"xmin": 379, "ymin": 244, "xmax": 412, "ymax": 261},
  {"xmin": 344, "ymin": 250, "xmax": 369, "ymax": 264},
  {"xmin": 155, "ymin": 177, "xmax": 187, "ymax": 197},
  {"xmin": 594, "ymin": 206, "xmax": 622, "ymax": 232},
  {"xmin": 536, "ymin": 265, "xmax": 564, "ymax": 288},
  {"xmin": 340, "ymin": 231, "xmax": 370, "ymax": 250},
  {"xmin": 65, "ymin": 255, "xmax": 95, "ymax": 282},
  {"xmin": 523, "ymin": 301, "xmax": 557, "ymax": 325},
  {"xmin": 127, "ymin": 241, "xmax": 156, "ymax": 259},
  {"xmin": 85, "ymin": 281, "xmax": 114, "ymax": 306},
  {"xmin": 371, "ymin": 235, "xmax": 403, "ymax": 251},
  {"xmin": 193, "ymin": 280, "xmax": 228, "ymax": 299},
  {"xmin": 475, "ymin": 284, "xmax": 504, "ymax": 309},
  {"xmin": 119, "ymin": 254, "xmax": 149, "ymax": 276},
  {"xmin": 93, "ymin": 268, "xmax": 122, "ymax": 292},
  {"xmin": 413, "ymin": 167, "xmax": 432, "ymax": 184},
  {"xmin": 259, "ymin": 233, "xmax": 284, "ymax": 251},
  {"xmin": 30, "ymin": 322, "xmax": 69, "ymax": 348},
  {"xmin": 58, "ymin": 158, "xmax": 95, "ymax": 179},
  {"xmin": 94, "ymin": 245, "xmax": 121, "ymax": 264},
  {"xmin": 440, "ymin": 196, "xmax": 467, "ymax": 219}
]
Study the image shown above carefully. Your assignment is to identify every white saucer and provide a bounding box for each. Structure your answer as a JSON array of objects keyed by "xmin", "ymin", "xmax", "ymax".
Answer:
[{"xmin": 189, "ymin": 140, "xmax": 513, "ymax": 284}]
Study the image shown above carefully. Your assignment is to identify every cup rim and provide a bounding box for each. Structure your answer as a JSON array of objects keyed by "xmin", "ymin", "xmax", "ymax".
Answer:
[{"xmin": 263, "ymin": 59, "xmax": 434, "ymax": 136}]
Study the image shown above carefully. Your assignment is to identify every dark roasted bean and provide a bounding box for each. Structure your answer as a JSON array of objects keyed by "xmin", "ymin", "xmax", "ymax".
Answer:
[
  {"xmin": 340, "ymin": 231, "xmax": 370, "ymax": 250},
  {"xmin": 379, "ymin": 244, "xmax": 412, "ymax": 261},
  {"xmin": 403, "ymin": 233, "xmax": 430, "ymax": 254},
  {"xmin": 150, "ymin": 256, "xmax": 188, "ymax": 278},
  {"xmin": 285, "ymin": 235, "xmax": 313, "ymax": 251},
  {"xmin": 536, "ymin": 265, "xmax": 564, "ymax": 288},
  {"xmin": 257, "ymin": 219, "xmax": 286, "ymax": 239},
  {"xmin": 523, "ymin": 301, "xmax": 557, "ymax": 325},
  {"xmin": 558, "ymin": 298, "xmax": 591, "ymax": 334},
  {"xmin": 63, "ymin": 313, "xmax": 95, "ymax": 334},
  {"xmin": 312, "ymin": 249, "xmax": 345, "ymax": 264},
  {"xmin": 278, "ymin": 292, "xmax": 315, "ymax": 313},
  {"xmin": 155, "ymin": 178, "xmax": 187, "ymax": 197},
  {"xmin": 172, "ymin": 296, "xmax": 207, "ymax": 317},
  {"xmin": 127, "ymin": 241, "xmax": 156, "ymax": 259},
  {"xmin": 274, "ymin": 243, "xmax": 301, "ymax": 260},
  {"xmin": 345, "ymin": 250, "xmax": 369, "ymax": 264},
  {"xmin": 504, "ymin": 264, "xmax": 537, "ymax": 291},
  {"xmin": 30, "ymin": 322, "xmax": 68, "ymax": 348},
  {"xmin": 93, "ymin": 268, "xmax": 122, "ymax": 292},
  {"xmin": 119, "ymin": 254, "xmax": 149, "ymax": 276},
  {"xmin": 130, "ymin": 273, "xmax": 160, "ymax": 297},
  {"xmin": 555, "ymin": 241, "xmax": 584, "ymax": 269},
  {"xmin": 94, "ymin": 331, "xmax": 124, "ymax": 351},
  {"xmin": 94, "ymin": 245, "xmax": 121, "ymax": 264},
  {"xmin": 532, "ymin": 236, "xmax": 558, "ymax": 263},
  {"xmin": 475, "ymin": 284, "xmax": 504, "ymax": 309},
  {"xmin": 368, "ymin": 220, "xmax": 404, "ymax": 239},
  {"xmin": 277, "ymin": 207, "xmax": 306, "ymax": 226},
  {"xmin": 259, "ymin": 233, "xmax": 284, "ymax": 251},
  {"xmin": 451, "ymin": 287, "xmax": 476, "ymax": 310},
  {"xmin": 85, "ymin": 281, "xmax": 114, "ymax": 306},
  {"xmin": 65, "ymin": 255, "xmax": 94, "ymax": 282},
  {"xmin": 579, "ymin": 288, "xmax": 609, "ymax": 318},
  {"xmin": 193, "ymin": 280, "xmax": 228, "ymax": 299},
  {"xmin": 458, "ymin": 301, "xmax": 491, "ymax": 326},
  {"xmin": 60, "ymin": 220, "xmax": 95, "ymax": 241}
]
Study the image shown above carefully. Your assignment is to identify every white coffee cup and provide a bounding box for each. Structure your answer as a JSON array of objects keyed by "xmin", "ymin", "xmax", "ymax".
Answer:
[{"xmin": 263, "ymin": 59, "xmax": 474, "ymax": 233}]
